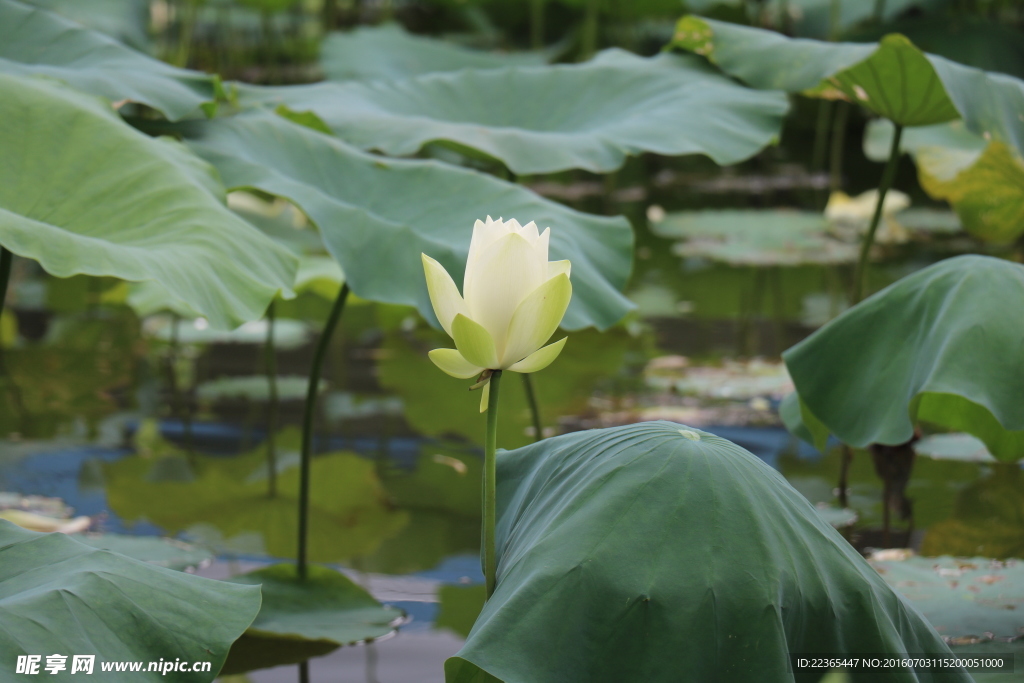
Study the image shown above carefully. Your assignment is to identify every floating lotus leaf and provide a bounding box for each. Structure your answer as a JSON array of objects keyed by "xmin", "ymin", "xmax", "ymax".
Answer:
[
  {"xmin": 671, "ymin": 16, "xmax": 1024, "ymax": 150},
  {"xmin": 76, "ymin": 533, "xmax": 213, "ymax": 570},
  {"xmin": 865, "ymin": 119, "xmax": 1024, "ymax": 243},
  {"xmin": 178, "ymin": 111, "xmax": 633, "ymax": 331},
  {"xmin": 651, "ymin": 209, "xmax": 860, "ymax": 266},
  {"xmin": 914, "ymin": 433, "xmax": 999, "ymax": 464},
  {"xmin": 0, "ymin": 520, "xmax": 261, "ymax": 681},
  {"xmin": 448, "ymin": 422, "xmax": 967, "ymax": 683},
  {"xmin": 321, "ymin": 24, "xmax": 547, "ymax": 82},
  {"xmin": 229, "ymin": 564, "xmax": 403, "ymax": 645},
  {"xmin": 147, "ymin": 317, "xmax": 310, "ymax": 349},
  {"xmin": 870, "ymin": 555, "xmax": 1024, "ymax": 641},
  {"xmin": 237, "ymin": 49, "xmax": 789, "ymax": 174},
  {"xmin": 784, "ymin": 256, "xmax": 1024, "ymax": 461},
  {"xmin": 0, "ymin": 0, "xmax": 219, "ymax": 120},
  {"xmin": 196, "ymin": 375, "xmax": 322, "ymax": 403},
  {"xmin": 0, "ymin": 73, "xmax": 298, "ymax": 330}
]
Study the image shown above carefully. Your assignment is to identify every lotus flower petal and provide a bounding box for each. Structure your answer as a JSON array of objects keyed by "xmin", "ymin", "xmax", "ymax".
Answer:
[
  {"xmin": 452, "ymin": 314, "xmax": 499, "ymax": 369},
  {"xmin": 422, "ymin": 254, "xmax": 468, "ymax": 337},
  {"xmin": 507, "ymin": 337, "xmax": 567, "ymax": 374},
  {"xmin": 501, "ymin": 273, "xmax": 572, "ymax": 367},
  {"xmin": 428, "ymin": 348, "xmax": 484, "ymax": 379},
  {"xmin": 479, "ymin": 377, "xmax": 490, "ymax": 413},
  {"xmin": 464, "ymin": 232, "xmax": 545, "ymax": 350}
]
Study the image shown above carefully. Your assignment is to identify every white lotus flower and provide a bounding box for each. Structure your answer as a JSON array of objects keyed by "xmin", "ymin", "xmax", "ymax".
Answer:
[{"xmin": 422, "ymin": 216, "xmax": 572, "ymax": 411}]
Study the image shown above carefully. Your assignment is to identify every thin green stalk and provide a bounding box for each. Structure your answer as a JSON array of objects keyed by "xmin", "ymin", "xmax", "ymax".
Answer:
[
  {"xmin": 264, "ymin": 301, "xmax": 279, "ymax": 498},
  {"xmin": 530, "ymin": 0, "xmax": 545, "ymax": 49},
  {"xmin": 483, "ymin": 370, "xmax": 503, "ymax": 599},
  {"xmin": 828, "ymin": 101, "xmax": 850, "ymax": 192},
  {"xmin": 828, "ymin": 0, "xmax": 842, "ymax": 40},
  {"xmin": 873, "ymin": 0, "xmax": 887, "ymax": 21},
  {"xmin": 297, "ymin": 283, "xmax": 350, "ymax": 581},
  {"xmin": 299, "ymin": 661, "xmax": 309, "ymax": 683},
  {"xmin": 852, "ymin": 123, "xmax": 903, "ymax": 303},
  {"xmin": 0, "ymin": 247, "xmax": 11, "ymax": 320},
  {"xmin": 580, "ymin": 0, "xmax": 599, "ymax": 60},
  {"xmin": 521, "ymin": 373, "xmax": 543, "ymax": 442}
]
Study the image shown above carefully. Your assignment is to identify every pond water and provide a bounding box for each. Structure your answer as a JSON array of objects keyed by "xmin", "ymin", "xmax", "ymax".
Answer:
[{"xmin": 0, "ymin": 188, "xmax": 1019, "ymax": 681}]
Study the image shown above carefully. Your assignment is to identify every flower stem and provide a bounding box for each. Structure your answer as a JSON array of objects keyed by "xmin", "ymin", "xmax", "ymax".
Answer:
[
  {"xmin": 852, "ymin": 123, "xmax": 903, "ymax": 304},
  {"xmin": 521, "ymin": 373, "xmax": 543, "ymax": 443},
  {"xmin": 483, "ymin": 369, "xmax": 502, "ymax": 599},
  {"xmin": 264, "ymin": 301, "xmax": 279, "ymax": 498},
  {"xmin": 298, "ymin": 283, "xmax": 349, "ymax": 581}
]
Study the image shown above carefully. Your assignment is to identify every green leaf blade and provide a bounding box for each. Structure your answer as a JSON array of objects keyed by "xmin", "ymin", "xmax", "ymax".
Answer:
[
  {"xmin": 0, "ymin": 74, "xmax": 298, "ymax": 329},
  {"xmin": 238, "ymin": 49, "xmax": 789, "ymax": 175},
  {"xmin": 0, "ymin": 520, "xmax": 262, "ymax": 682},
  {"xmin": 178, "ymin": 111, "xmax": 634, "ymax": 331},
  {"xmin": 783, "ymin": 255, "xmax": 1024, "ymax": 461}
]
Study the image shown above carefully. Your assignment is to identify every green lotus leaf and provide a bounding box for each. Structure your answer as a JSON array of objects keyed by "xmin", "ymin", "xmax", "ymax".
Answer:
[
  {"xmin": 0, "ymin": 520, "xmax": 262, "ymax": 681},
  {"xmin": 870, "ymin": 554, "xmax": 1024, "ymax": 640},
  {"xmin": 0, "ymin": 0, "xmax": 219, "ymax": 120},
  {"xmin": 321, "ymin": 24, "xmax": 547, "ymax": 82},
  {"xmin": 177, "ymin": 111, "xmax": 633, "ymax": 331},
  {"xmin": 671, "ymin": 15, "xmax": 1024, "ymax": 148},
  {"xmin": 845, "ymin": 16, "xmax": 1024, "ymax": 79},
  {"xmin": 757, "ymin": 0, "xmax": 949, "ymax": 40},
  {"xmin": 0, "ymin": 73, "xmax": 298, "ymax": 329},
  {"xmin": 447, "ymin": 422, "xmax": 967, "ymax": 683},
  {"xmin": 236, "ymin": 48, "xmax": 789, "ymax": 174},
  {"xmin": 783, "ymin": 255, "xmax": 1024, "ymax": 461},
  {"xmin": 914, "ymin": 433, "xmax": 999, "ymax": 464},
  {"xmin": 76, "ymin": 533, "xmax": 214, "ymax": 571},
  {"xmin": 229, "ymin": 563, "xmax": 403, "ymax": 645},
  {"xmin": 864, "ymin": 119, "xmax": 1024, "ymax": 243}
]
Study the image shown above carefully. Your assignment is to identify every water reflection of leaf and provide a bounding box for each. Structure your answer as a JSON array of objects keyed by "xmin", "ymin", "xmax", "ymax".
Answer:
[
  {"xmin": 377, "ymin": 327, "xmax": 638, "ymax": 449},
  {"xmin": 0, "ymin": 313, "xmax": 139, "ymax": 439},
  {"xmin": 435, "ymin": 584, "xmax": 486, "ymax": 639},
  {"xmin": 921, "ymin": 468, "xmax": 1024, "ymax": 559},
  {"xmin": 103, "ymin": 428, "xmax": 408, "ymax": 563}
]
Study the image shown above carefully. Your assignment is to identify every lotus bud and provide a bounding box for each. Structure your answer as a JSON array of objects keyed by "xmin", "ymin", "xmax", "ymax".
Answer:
[{"xmin": 422, "ymin": 216, "xmax": 572, "ymax": 411}]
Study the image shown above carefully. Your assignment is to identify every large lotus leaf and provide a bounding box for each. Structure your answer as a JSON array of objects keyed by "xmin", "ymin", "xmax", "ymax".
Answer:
[
  {"xmin": 103, "ymin": 429, "xmax": 409, "ymax": 563},
  {"xmin": 0, "ymin": 74, "xmax": 298, "ymax": 329},
  {"xmin": 870, "ymin": 555, "xmax": 1024, "ymax": 641},
  {"xmin": 447, "ymin": 422, "xmax": 967, "ymax": 683},
  {"xmin": 0, "ymin": 520, "xmax": 261, "ymax": 681},
  {"xmin": 230, "ymin": 564, "xmax": 403, "ymax": 644},
  {"xmin": 321, "ymin": 24, "xmax": 547, "ymax": 82},
  {"xmin": 846, "ymin": 16, "xmax": 1024, "ymax": 79},
  {"xmin": 178, "ymin": 111, "xmax": 633, "ymax": 331},
  {"xmin": 672, "ymin": 16, "xmax": 1024, "ymax": 148},
  {"xmin": 864, "ymin": 119, "xmax": 1024, "ymax": 243},
  {"xmin": 77, "ymin": 533, "xmax": 214, "ymax": 570},
  {"xmin": 0, "ymin": 0, "xmax": 218, "ymax": 120},
  {"xmin": 236, "ymin": 49, "xmax": 789, "ymax": 175},
  {"xmin": 783, "ymin": 255, "xmax": 1024, "ymax": 462}
]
